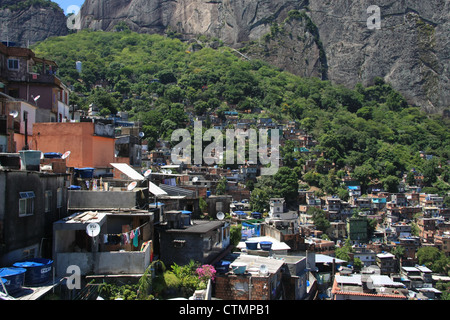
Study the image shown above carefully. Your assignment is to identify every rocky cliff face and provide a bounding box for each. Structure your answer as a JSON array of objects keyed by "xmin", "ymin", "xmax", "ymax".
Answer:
[
  {"xmin": 307, "ymin": 0, "xmax": 450, "ymax": 113},
  {"xmin": 2, "ymin": 0, "xmax": 448, "ymax": 112},
  {"xmin": 80, "ymin": 0, "xmax": 307, "ymax": 45},
  {"xmin": 79, "ymin": 0, "xmax": 449, "ymax": 113},
  {"xmin": 0, "ymin": 0, "xmax": 68, "ymax": 47}
]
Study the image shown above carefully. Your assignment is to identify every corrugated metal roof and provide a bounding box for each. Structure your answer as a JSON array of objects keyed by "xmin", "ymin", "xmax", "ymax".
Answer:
[{"xmin": 159, "ymin": 184, "xmax": 195, "ymax": 197}]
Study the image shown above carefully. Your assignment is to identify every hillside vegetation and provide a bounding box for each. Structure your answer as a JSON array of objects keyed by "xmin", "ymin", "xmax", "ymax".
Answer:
[{"xmin": 32, "ymin": 29, "xmax": 450, "ymax": 200}]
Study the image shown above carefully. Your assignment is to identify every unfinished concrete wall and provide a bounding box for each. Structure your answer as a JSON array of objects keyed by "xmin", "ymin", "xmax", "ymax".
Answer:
[
  {"xmin": 55, "ymin": 244, "xmax": 151, "ymax": 277},
  {"xmin": 68, "ymin": 189, "xmax": 144, "ymax": 210}
]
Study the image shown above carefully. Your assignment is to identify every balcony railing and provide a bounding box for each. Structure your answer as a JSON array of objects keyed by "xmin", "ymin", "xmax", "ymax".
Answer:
[{"xmin": 27, "ymin": 73, "xmax": 59, "ymax": 85}]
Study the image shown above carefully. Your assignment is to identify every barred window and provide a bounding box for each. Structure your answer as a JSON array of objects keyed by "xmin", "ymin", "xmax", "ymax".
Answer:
[{"xmin": 19, "ymin": 191, "xmax": 35, "ymax": 217}]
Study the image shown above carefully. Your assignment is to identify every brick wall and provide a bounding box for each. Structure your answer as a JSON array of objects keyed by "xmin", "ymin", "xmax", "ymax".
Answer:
[{"xmin": 215, "ymin": 273, "xmax": 274, "ymax": 300}]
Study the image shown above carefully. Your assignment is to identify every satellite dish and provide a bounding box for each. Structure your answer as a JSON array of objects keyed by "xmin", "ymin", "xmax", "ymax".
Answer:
[
  {"xmin": 9, "ymin": 110, "xmax": 18, "ymax": 118},
  {"xmin": 192, "ymin": 176, "xmax": 199, "ymax": 183},
  {"xmin": 167, "ymin": 169, "xmax": 172, "ymax": 174},
  {"xmin": 139, "ymin": 132, "xmax": 145, "ymax": 138},
  {"xmin": 33, "ymin": 95, "xmax": 41, "ymax": 102},
  {"xmin": 62, "ymin": 151, "xmax": 71, "ymax": 159},
  {"xmin": 144, "ymin": 169, "xmax": 152, "ymax": 177},
  {"xmin": 127, "ymin": 181, "xmax": 137, "ymax": 191},
  {"xmin": 217, "ymin": 212, "xmax": 225, "ymax": 220},
  {"xmin": 162, "ymin": 169, "xmax": 167, "ymax": 174},
  {"xmin": 86, "ymin": 222, "xmax": 100, "ymax": 237}
]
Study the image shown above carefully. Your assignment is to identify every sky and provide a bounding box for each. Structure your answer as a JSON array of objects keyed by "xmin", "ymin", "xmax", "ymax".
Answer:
[{"xmin": 53, "ymin": 0, "xmax": 85, "ymax": 15}]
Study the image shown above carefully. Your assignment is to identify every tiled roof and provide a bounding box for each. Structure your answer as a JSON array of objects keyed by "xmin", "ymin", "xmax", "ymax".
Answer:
[{"xmin": 331, "ymin": 277, "xmax": 408, "ymax": 300}]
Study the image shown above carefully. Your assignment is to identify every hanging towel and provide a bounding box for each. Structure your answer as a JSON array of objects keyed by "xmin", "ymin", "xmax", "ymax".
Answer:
[
  {"xmin": 130, "ymin": 230, "xmax": 135, "ymax": 239},
  {"xmin": 133, "ymin": 228, "xmax": 140, "ymax": 247}
]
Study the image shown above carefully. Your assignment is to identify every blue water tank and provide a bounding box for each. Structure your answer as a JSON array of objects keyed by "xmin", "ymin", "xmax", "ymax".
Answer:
[
  {"xmin": 13, "ymin": 258, "xmax": 53, "ymax": 286},
  {"xmin": 251, "ymin": 212, "xmax": 262, "ymax": 219},
  {"xmin": 44, "ymin": 152, "xmax": 62, "ymax": 159},
  {"xmin": 245, "ymin": 240, "xmax": 259, "ymax": 250},
  {"xmin": 260, "ymin": 241, "xmax": 273, "ymax": 251},
  {"xmin": 216, "ymin": 261, "xmax": 231, "ymax": 274},
  {"xmin": 0, "ymin": 267, "xmax": 26, "ymax": 294},
  {"xmin": 74, "ymin": 167, "xmax": 95, "ymax": 178}
]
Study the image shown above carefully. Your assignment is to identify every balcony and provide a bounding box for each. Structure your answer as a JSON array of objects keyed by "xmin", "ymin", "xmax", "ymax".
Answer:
[{"xmin": 27, "ymin": 73, "xmax": 60, "ymax": 86}]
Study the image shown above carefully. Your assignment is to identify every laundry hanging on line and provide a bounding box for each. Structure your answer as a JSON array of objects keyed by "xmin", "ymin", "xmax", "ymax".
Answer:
[{"xmin": 100, "ymin": 221, "xmax": 148, "ymax": 246}]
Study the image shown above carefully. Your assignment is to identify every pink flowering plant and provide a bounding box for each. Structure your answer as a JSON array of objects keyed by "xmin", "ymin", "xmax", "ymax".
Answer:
[{"xmin": 195, "ymin": 264, "xmax": 216, "ymax": 288}]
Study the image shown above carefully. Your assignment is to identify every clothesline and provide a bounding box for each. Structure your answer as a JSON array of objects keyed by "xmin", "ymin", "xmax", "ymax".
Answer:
[
  {"xmin": 100, "ymin": 221, "xmax": 149, "ymax": 248},
  {"xmin": 100, "ymin": 221, "xmax": 148, "ymax": 236}
]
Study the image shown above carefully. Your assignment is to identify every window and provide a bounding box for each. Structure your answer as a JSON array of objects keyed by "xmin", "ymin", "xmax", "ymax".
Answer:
[
  {"xmin": 45, "ymin": 190, "xmax": 52, "ymax": 212},
  {"xmin": 203, "ymin": 237, "xmax": 212, "ymax": 251},
  {"xmin": 19, "ymin": 191, "xmax": 35, "ymax": 216},
  {"xmin": 7, "ymin": 59, "xmax": 19, "ymax": 70},
  {"xmin": 173, "ymin": 239, "xmax": 186, "ymax": 248}
]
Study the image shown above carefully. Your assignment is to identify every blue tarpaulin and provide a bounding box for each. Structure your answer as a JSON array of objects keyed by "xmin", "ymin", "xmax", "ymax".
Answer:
[{"xmin": 242, "ymin": 222, "xmax": 261, "ymax": 237}]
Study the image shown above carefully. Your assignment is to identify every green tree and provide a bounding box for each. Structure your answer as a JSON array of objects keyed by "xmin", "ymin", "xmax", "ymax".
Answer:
[
  {"xmin": 417, "ymin": 247, "xmax": 449, "ymax": 274},
  {"xmin": 422, "ymin": 158, "xmax": 439, "ymax": 186},
  {"xmin": 230, "ymin": 224, "xmax": 242, "ymax": 248},
  {"xmin": 307, "ymin": 207, "xmax": 330, "ymax": 233},
  {"xmin": 352, "ymin": 163, "xmax": 378, "ymax": 193},
  {"xmin": 353, "ymin": 258, "xmax": 363, "ymax": 271},
  {"xmin": 274, "ymin": 167, "xmax": 299, "ymax": 205},
  {"xmin": 114, "ymin": 79, "xmax": 131, "ymax": 95},
  {"xmin": 216, "ymin": 177, "xmax": 227, "ymax": 195},
  {"xmin": 88, "ymin": 88, "xmax": 119, "ymax": 115},
  {"xmin": 381, "ymin": 175, "xmax": 400, "ymax": 193},
  {"xmin": 335, "ymin": 238, "xmax": 352, "ymax": 262},
  {"xmin": 164, "ymin": 85, "xmax": 184, "ymax": 103},
  {"xmin": 250, "ymin": 186, "xmax": 274, "ymax": 213}
]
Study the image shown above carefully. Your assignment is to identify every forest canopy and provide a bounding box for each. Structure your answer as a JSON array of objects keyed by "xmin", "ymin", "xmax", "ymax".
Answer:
[{"xmin": 32, "ymin": 29, "xmax": 450, "ymax": 197}]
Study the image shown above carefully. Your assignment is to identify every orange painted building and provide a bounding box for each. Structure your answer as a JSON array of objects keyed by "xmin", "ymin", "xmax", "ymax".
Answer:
[{"xmin": 33, "ymin": 122, "xmax": 115, "ymax": 170}]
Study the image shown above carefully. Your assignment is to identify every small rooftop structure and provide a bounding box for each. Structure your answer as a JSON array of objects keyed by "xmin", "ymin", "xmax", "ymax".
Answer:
[
  {"xmin": 236, "ymin": 236, "xmax": 291, "ymax": 255},
  {"xmin": 231, "ymin": 254, "xmax": 285, "ymax": 276},
  {"xmin": 53, "ymin": 210, "xmax": 154, "ymax": 277},
  {"xmin": 332, "ymin": 274, "xmax": 408, "ymax": 300}
]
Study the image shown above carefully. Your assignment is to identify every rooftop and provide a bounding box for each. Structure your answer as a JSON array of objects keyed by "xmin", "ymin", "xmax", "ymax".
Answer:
[
  {"xmin": 164, "ymin": 220, "xmax": 225, "ymax": 234},
  {"xmin": 332, "ymin": 274, "xmax": 408, "ymax": 300},
  {"xmin": 236, "ymin": 236, "xmax": 291, "ymax": 252},
  {"xmin": 231, "ymin": 254, "xmax": 285, "ymax": 276}
]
